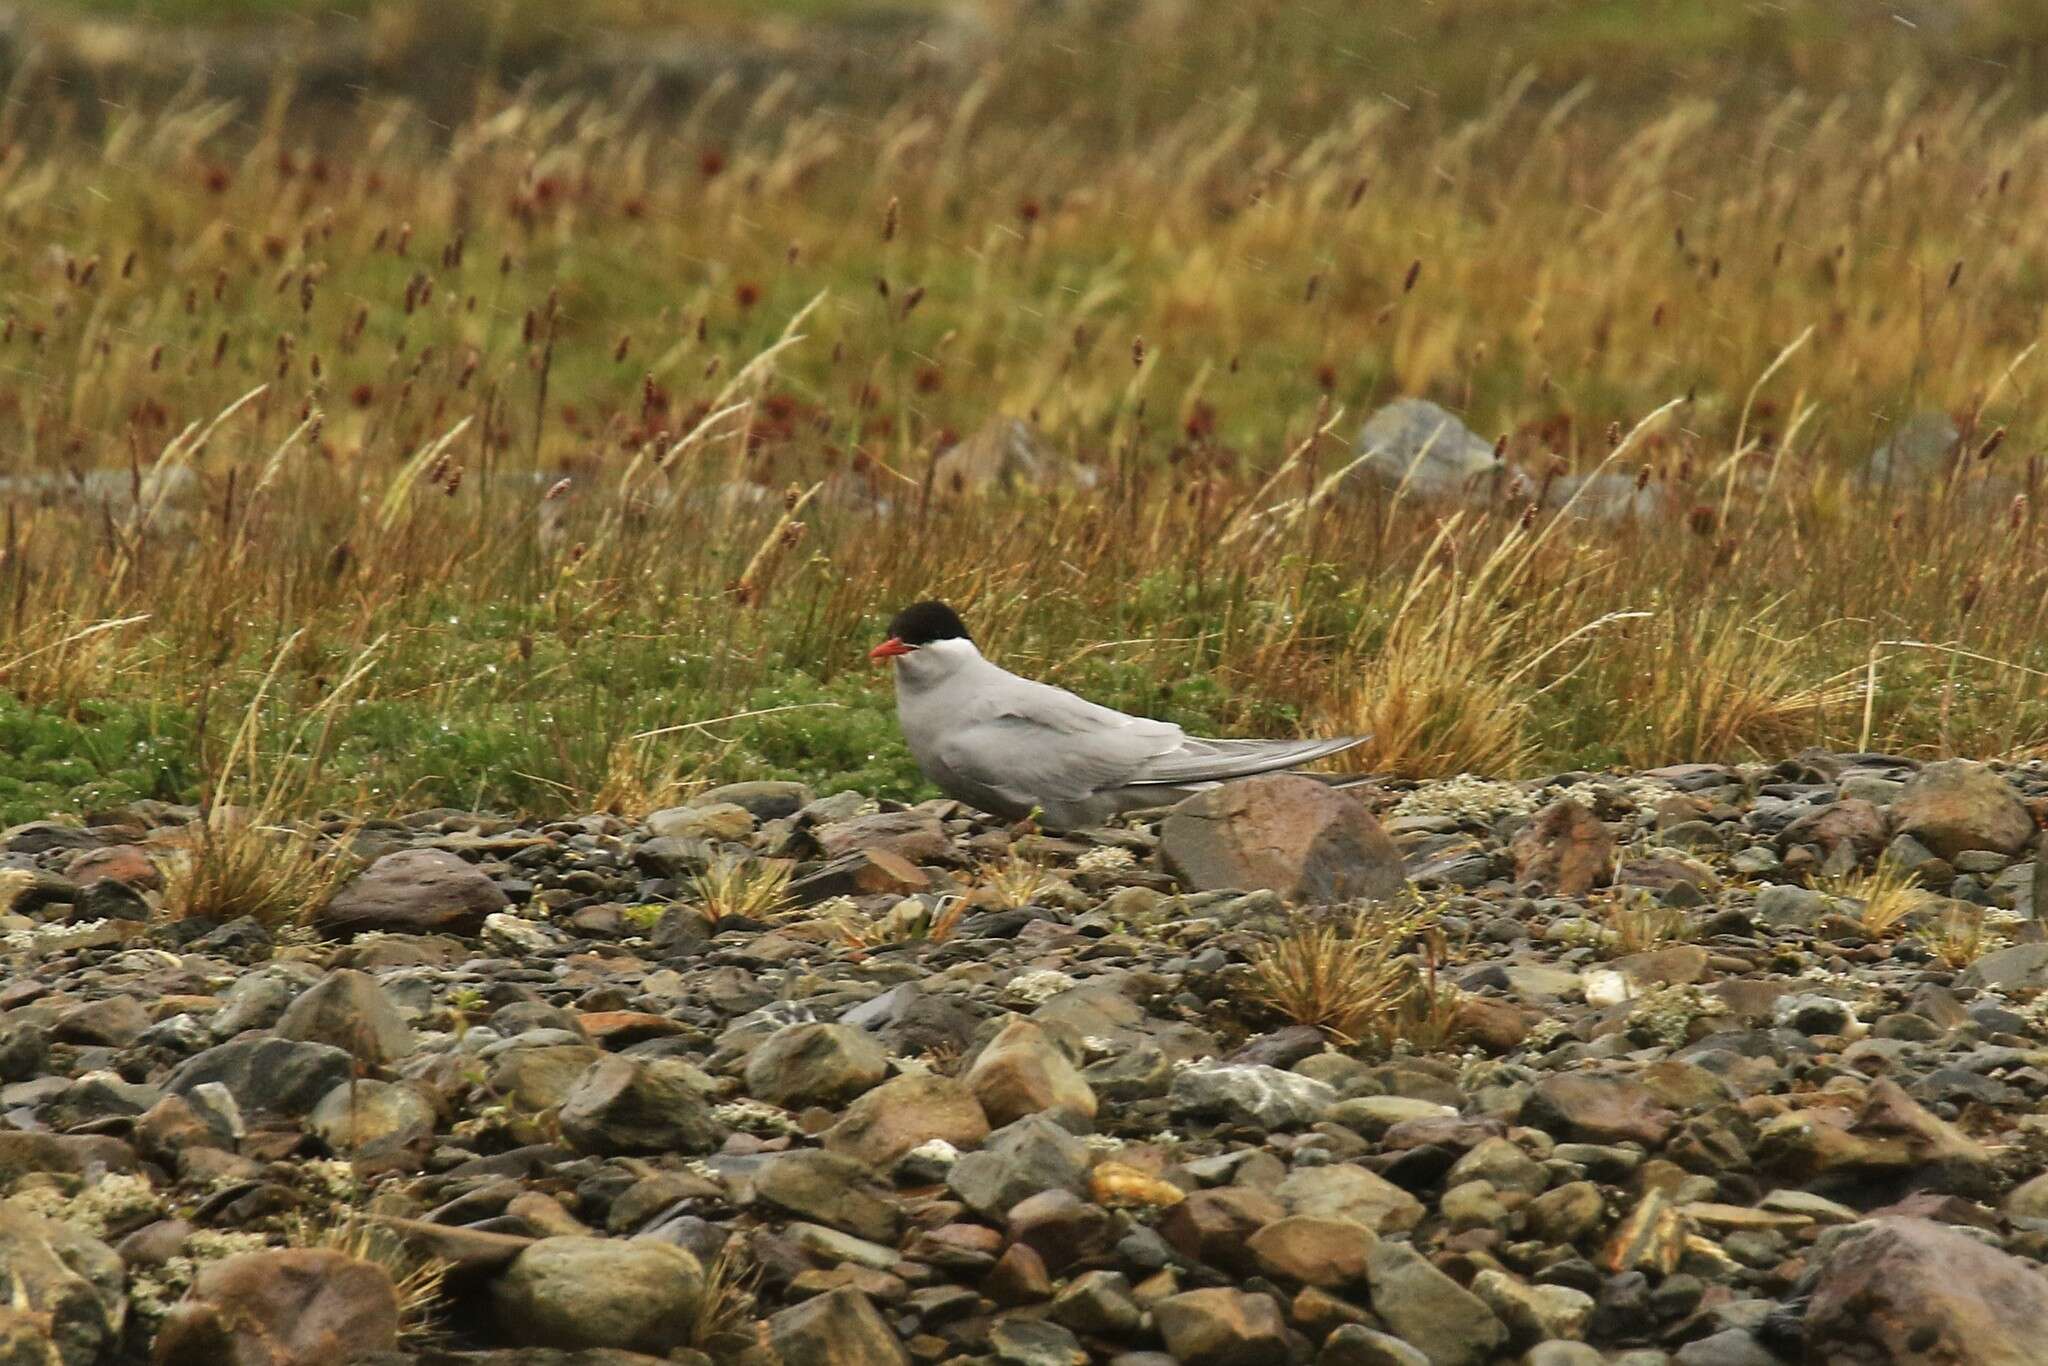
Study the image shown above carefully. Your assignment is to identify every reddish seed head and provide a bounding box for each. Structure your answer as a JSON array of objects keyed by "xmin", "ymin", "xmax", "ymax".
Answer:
[
  {"xmin": 735, "ymin": 282, "xmax": 761, "ymax": 310},
  {"xmin": 699, "ymin": 148, "xmax": 726, "ymax": 179},
  {"xmin": 350, "ymin": 383, "xmax": 374, "ymax": 408}
]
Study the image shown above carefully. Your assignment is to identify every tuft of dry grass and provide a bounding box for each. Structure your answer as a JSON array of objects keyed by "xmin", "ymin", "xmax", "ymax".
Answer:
[
  {"xmin": 1914, "ymin": 902, "xmax": 2004, "ymax": 969},
  {"xmin": 829, "ymin": 894, "xmax": 970, "ymax": 953},
  {"xmin": 687, "ymin": 1243, "xmax": 765, "ymax": 1356},
  {"xmin": 1598, "ymin": 887, "xmax": 1693, "ymax": 958},
  {"xmin": 1811, "ymin": 860, "xmax": 1930, "ymax": 938},
  {"xmin": 1245, "ymin": 902, "xmax": 1444, "ymax": 1049},
  {"xmin": 689, "ymin": 856, "xmax": 793, "ymax": 926},
  {"xmin": 966, "ymin": 851, "xmax": 1055, "ymax": 911}
]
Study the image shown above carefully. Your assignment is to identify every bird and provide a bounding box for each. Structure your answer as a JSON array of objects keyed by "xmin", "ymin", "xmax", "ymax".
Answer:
[{"xmin": 869, "ymin": 600, "xmax": 1368, "ymax": 829}]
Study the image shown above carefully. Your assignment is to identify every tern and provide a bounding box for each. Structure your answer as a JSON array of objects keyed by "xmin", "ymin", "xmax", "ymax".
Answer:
[{"xmin": 870, "ymin": 601, "xmax": 1367, "ymax": 829}]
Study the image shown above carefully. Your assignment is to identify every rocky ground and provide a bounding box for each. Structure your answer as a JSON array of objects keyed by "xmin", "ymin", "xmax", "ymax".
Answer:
[{"xmin": 5, "ymin": 753, "xmax": 2048, "ymax": 1365}]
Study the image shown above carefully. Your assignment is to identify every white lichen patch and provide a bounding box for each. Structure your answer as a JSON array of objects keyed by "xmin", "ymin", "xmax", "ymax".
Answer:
[
  {"xmin": 1002, "ymin": 969, "xmax": 1077, "ymax": 1005},
  {"xmin": 130, "ymin": 1229, "xmax": 273, "ymax": 1325},
  {"xmin": 1393, "ymin": 776, "xmax": 1539, "ymax": 821},
  {"xmin": 1625, "ymin": 984, "xmax": 1729, "ymax": 1048},
  {"xmin": 1075, "ymin": 845, "xmax": 1137, "ymax": 875},
  {"xmin": 713, "ymin": 1098, "xmax": 799, "ymax": 1135}
]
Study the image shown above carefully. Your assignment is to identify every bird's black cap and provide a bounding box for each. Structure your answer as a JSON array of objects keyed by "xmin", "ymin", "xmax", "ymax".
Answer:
[{"xmin": 888, "ymin": 600, "xmax": 971, "ymax": 646}]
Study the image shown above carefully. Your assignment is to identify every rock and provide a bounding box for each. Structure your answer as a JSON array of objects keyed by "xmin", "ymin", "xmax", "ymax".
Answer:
[
  {"xmin": 1319, "ymin": 1325, "xmax": 1432, "ymax": 1366},
  {"xmin": 1958, "ymin": 941, "xmax": 2048, "ymax": 990},
  {"xmin": 647, "ymin": 802, "xmax": 754, "ymax": 840},
  {"xmin": 1510, "ymin": 799, "xmax": 1613, "ymax": 895},
  {"xmin": 1352, "ymin": 398, "xmax": 1502, "ymax": 500},
  {"xmin": 744, "ymin": 1023, "xmax": 889, "ymax": 1109},
  {"xmin": 489, "ymin": 1043, "xmax": 603, "ymax": 1111},
  {"xmin": 307, "ymin": 1080, "xmax": 436, "ymax": 1156},
  {"xmin": 1470, "ymin": 1270, "xmax": 1594, "ymax": 1346},
  {"xmin": 51, "ymin": 995, "xmax": 149, "ymax": 1047},
  {"xmin": 1527, "ymin": 1181, "xmax": 1607, "ymax": 1244},
  {"xmin": 1890, "ymin": 760, "xmax": 2035, "ymax": 860},
  {"xmin": 492, "ymin": 1236, "xmax": 705, "ymax": 1353},
  {"xmin": 1780, "ymin": 799, "xmax": 1888, "ymax": 866},
  {"xmin": 1246, "ymin": 1215, "xmax": 1378, "ymax": 1286},
  {"xmin": 1863, "ymin": 411, "xmax": 1960, "ymax": 486},
  {"xmin": 1673, "ymin": 1330, "xmax": 1782, "ymax": 1366},
  {"xmin": 1804, "ymin": 1216, "xmax": 2048, "ymax": 1364},
  {"xmin": 1153, "ymin": 1288, "xmax": 1293, "ymax": 1366},
  {"xmin": 273, "ymin": 969, "xmax": 415, "ymax": 1065},
  {"xmin": 1274, "ymin": 1164, "xmax": 1426, "ymax": 1235},
  {"xmin": 986, "ymin": 1317, "xmax": 1090, "ymax": 1366},
  {"xmin": 814, "ymin": 809, "xmax": 952, "ymax": 863},
  {"xmin": 1160, "ymin": 775, "xmax": 1406, "ymax": 903},
  {"xmin": 152, "ymin": 1248, "xmax": 398, "ymax": 1366},
  {"xmin": 823, "ymin": 1072, "xmax": 990, "ymax": 1169},
  {"xmin": 0, "ymin": 1135, "xmax": 137, "ymax": 1184},
  {"xmin": 167, "ymin": 1038, "xmax": 354, "ymax": 1117},
  {"xmin": 966, "ymin": 1016, "xmax": 1097, "ymax": 1128},
  {"xmin": 0, "ymin": 1203, "xmax": 125, "ymax": 1366},
  {"xmin": 1160, "ymin": 1188, "xmax": 1287, "ymax": 1274},
  {"xmin": 1169, "ymin": 1062, "xmax": 1336, "ymax": 1129},
  {"xmin": 1446, "ymin": 1136, "xmax": 1548, "ymax": 1196},
  {"xmin": 753, "ymin": 1149, "xmax": 903, "ymax": 1245},
  {"xmin": 1525, "ymin": 1073, "xmax": 1676, "ymax": 1147},
  {"xmin": 768, "ymin": 1287, "xmax": 910, "ymax": 1365},
  {"xmin": 318, "ymin": 848, "xmax": 508, "ymax": 936},
  {"xmin": 1364, "ymin": 1239, "xmax": 1509, "ymax": 1366},
  {"xmin": 557, "ymin": 1056, "xmax": 722, "ymax": 1156},
  {"xmin": 947, "ymin": 1115, "xmax": 1090, "ymax": 1219},
  {"xmin": 2004, "ymin": 1170, "xmax": 2048, "ymax": 1221},
  {"xmin": 1050, "ymin": 1269, "xmax": 1143, "ymax": 1336}
]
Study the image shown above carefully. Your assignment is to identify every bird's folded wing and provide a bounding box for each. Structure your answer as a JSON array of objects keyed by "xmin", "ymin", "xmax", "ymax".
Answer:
[
  {"xmin": 935, "ymin": 677, "xmax": 1184, "ymax": 803},
  {"xmin": 1125, "ymin": 734, "xmax": 1368, "ymax": 785}
]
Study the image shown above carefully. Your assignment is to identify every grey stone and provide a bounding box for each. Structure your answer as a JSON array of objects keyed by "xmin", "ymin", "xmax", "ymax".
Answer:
[
  {"xmin": 557, "ymin": 1056, "xmax": 723, "ymax": 1156},
  {"xmin": 752, "ymin": 1149, "xmax": 902, "ymax": 1244},
  {"xmin": 1364, "ymin": 1239, "xmax": 1509, "ymax": 1366},
  {"xmin": 769, "ymin": 1286, "xmax": 910, "ymax": 1365},
  {"xmin": 744, "ymin": 1022, "xmax": 889, "ymax": 1109},
  {"xmin": 1170, "ymin": 1062, "xmax": 1336, "ymax": 1129},
  {"xmin": 1352, "ymin": 398, "xmax": 1502, "ymax": 500},
  {"xmin": 167, "ymin": 1037, "xmax": 354, "ymax": 1117},
  {"xmin": 947, "ymin": 1115, "xmax": 1090, "ymax": 1219},
  {"xmin": 274, "ymin": 969, "xmax": 415, "ymax": 1065}
]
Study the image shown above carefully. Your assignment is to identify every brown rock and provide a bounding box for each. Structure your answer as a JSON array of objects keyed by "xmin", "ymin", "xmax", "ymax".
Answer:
[
  {"xmin": 1153, "ymin": 1288, "xmax": 1292, "ymax": 1366},
  {"xmin": 65, "ymin": 844, "xmax": 159, "ymax": 889},
  {"xmin": 965, "ymin": 1016, "xmax": 1096, "ymax": 1128},
  {"xmin": 1159, "ymin": 1188, "xmax": 1285, "ymax": 1275},
  {"xmin": 822, "ymin": 1072, "xmax": 989, "ymax": 1170},
  {"xmin": 769, "ymin": 1286, "xmax": 911, "ymax": 1366},
  {"xmin": 1855, "ymin": 1077, "xmax": 1992, "ymax": 1169},
  {"xmin": 1245, "ymin": 1215, "xmax": 1377, "ymax": 1287},
  {"xmin": 1805, "ymin": 1216, "xmax": 2048, "ymax": 1364},
  {"xmin": 814, "ymin": 810, "xmax": 953, "ymax": 864},
  {"xmin": 1526, "ymin": 1073, "xmax": 1677, "ymax": 1147},
  {"xmin": 1891, "ymin": 759, "xmax": 2037, "ymax": 859},
  {"xmin": 1781, "ymin": 798, "xmax": 1889, "ymax": 865},
  {"xmin": 1089, "ymin": 1161, "xmax": 1186, "ymax": 1210},
  {"xmin": 1160, "ymin": 775, "xmax": 1406, "ymax": 903},
  {"xmin": 1454, "ymin": 995, "xmax": 1535, "ymax": 1051},
  {"xmin": 367, "ymin": 1216, "xmax": 532, "ymax": 1275},
  {"xmin": 152, "ymin": 1248, "xmax": 398, "ymax": 1366},
  {"xmin": 1601, "ymin": 1189, "xmax": 1687, "ymax": 1276},
  {"xmin": 1510, "ymin": 798, "xmax": 1613, "ymax": 895},
  {"xmin": 317, "ymin": 848, "xmax": 508, "ymax": 937},
  {"xmin": 983, "ymin": 1241, "xmax": 1054, "ymax": 1305}
]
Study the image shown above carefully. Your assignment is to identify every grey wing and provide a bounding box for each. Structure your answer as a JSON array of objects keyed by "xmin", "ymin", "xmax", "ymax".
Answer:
[
  {"xmin": 934, "ymin": 676, "xmax": 1187, "ymax": 809},
  {"xmin": 1124, "ymin": 734, "xmax": 1369, "ymax": 786}
]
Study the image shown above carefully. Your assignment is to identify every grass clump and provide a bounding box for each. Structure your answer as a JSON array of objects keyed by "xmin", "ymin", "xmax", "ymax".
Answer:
[
  {"xmin": 1597, "ymin": 887, "xmax": 1692, "ymax": 958},
  {"xmin": 1811, "ymin": 860, "xmax": 1930, "ymax": 939},
  {"xmin": 689, "ymin": 857, "xmax": 793, "ymax": 926},
  {"xmin": 1246, "ymin": 903, "xmax": 1446, "ymax": 1049}
]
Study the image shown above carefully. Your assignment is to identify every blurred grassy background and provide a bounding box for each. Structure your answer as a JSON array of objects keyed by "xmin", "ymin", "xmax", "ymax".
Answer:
[{"xmin": 4, "ymin": 0, "xmax": 2048, "ymax": 823}]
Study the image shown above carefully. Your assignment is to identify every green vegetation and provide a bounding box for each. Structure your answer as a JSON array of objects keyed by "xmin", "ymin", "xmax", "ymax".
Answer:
[{"xmin": 2, "ymin": 0, "xmax": 2048, "ymax": 824}]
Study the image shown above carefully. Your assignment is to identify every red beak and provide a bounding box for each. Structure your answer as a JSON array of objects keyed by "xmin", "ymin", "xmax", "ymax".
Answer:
[{"xmin": 869, "ymin": 637, "xmax": 913, "ymax": 662}]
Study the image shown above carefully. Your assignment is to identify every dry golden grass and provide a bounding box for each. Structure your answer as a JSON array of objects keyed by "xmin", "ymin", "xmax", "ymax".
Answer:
[
  {"xmin": 1597, "ymin": 887, "xmax": 1693, "ymax": 957},
  {"xmin": 1246, "ymin": 903, "xmax": 1445, "ymax": 1049},
  {"xmin": 1811, "ymin": 860, "xmax": 1930, "ymax": 938},
  {"xmin": 2, "ymin": 5, "xmax": 2048, "ymax": 825},
  {"xmin": 1914, "ymin": 901, "xmax": 2004, "ymax": 968},
  {"xmin": 688, "ymin": 856, "xmax": 793, "ymax": 925}
]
